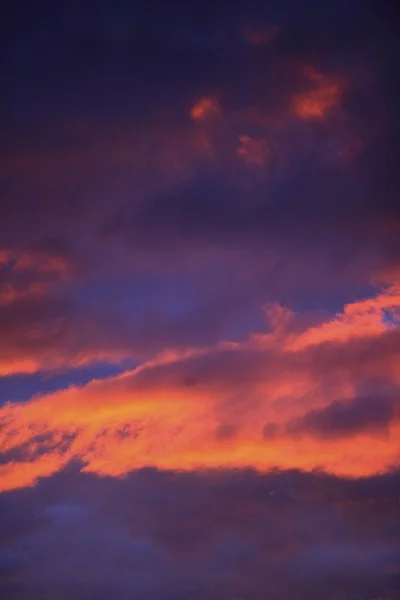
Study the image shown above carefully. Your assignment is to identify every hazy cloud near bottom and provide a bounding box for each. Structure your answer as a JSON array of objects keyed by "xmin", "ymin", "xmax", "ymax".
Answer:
[{"xmin": 0, "ymin": 466, "xmax": 399, "ymax": 600}]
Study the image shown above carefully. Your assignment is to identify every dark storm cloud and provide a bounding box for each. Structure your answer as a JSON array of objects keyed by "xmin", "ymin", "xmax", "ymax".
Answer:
[{"xmin": 0, "ymin": 467, "xmax": 399, "ymax": 599}]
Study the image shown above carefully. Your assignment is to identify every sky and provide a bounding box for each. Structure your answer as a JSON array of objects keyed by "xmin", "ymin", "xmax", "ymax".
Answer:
[{"xmin": 0, "ymin": 0, "xmax": 399, "ymax": 598}]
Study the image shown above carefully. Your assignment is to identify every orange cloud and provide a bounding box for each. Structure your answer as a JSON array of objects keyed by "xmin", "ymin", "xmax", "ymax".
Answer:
[
  {"xmin": 190, "ymin": 96, "xmax": 221, "ymax": 121},
  {"xmin": 287, "ymin": 284, "xmax": 400, "ymax": 351},
  {"xmin": 185, "ymin": 65, "xmax": 349, "ymax": 171},
  {"xmin": 1, "ymin": 285, "xmax": 400, "ymax": 492},
  {"xmin": 292, "ymin": 67, "xmax": 342, "ymax": 119}
]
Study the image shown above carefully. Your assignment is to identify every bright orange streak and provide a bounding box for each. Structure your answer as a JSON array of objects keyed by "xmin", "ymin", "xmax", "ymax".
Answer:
[
  {"xmin": 1, "ymin": 286, "xmax": 399, "ymax": 492},
  {"xmin": 288, "ymin": 285, "xmax": 400, "ymax": 351}
]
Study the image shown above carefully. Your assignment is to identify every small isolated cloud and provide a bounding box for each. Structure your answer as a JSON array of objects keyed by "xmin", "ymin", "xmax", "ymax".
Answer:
[
  {"xmin": 190, "ymin": 96, "xmax": 221, "ymax": 121},
  {"xmin": 292, "ymin": 67, "xmax": 342, "ymax": 119}
]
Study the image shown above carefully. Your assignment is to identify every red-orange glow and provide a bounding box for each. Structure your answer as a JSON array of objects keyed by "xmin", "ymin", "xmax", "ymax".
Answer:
[
  {"xmin": 292, "ymin": 67, "xmax": 342, "ymax": 119},
  {"xmin": 1, "ymin": 286, "xmax": 399, "ymax": 492},
  {"xmin": 288, "ymin": 285, "xmax": 400, "ymax": 351},
  {"xmin": 190, "ymin": 96, "xmax": 220, "ymax": 121}
]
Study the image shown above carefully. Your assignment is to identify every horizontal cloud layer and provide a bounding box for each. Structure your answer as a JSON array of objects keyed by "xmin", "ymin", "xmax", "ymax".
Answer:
[
  {"xmin": 1, "ymin": 283, "xmax": 399, "ymax": 491},
  {"xmin": 1, "ymin": 466, "xmax": 400, "ymax": 599}
]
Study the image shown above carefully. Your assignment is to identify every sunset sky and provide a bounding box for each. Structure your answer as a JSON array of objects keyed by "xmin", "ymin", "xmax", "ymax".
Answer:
[{"xmin": 1, "ymin": 1, "xmax": 399, "ymax": 598}]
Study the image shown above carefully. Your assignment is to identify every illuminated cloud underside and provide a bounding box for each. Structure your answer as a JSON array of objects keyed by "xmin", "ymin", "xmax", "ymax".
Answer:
[{"xmin": 1, "ymin": 283, "xmax": 399, "ymax": 492}]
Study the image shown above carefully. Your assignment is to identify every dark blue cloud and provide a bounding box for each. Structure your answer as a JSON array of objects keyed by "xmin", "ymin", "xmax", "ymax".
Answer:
[{"xmin": 1, "ymin": 467, "xmax": 400, "ymax": 599}]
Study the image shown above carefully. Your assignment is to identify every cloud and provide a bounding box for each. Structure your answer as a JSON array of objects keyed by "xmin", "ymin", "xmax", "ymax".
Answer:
[
  {"xmin": 1, "ymin": 2, "xmax": 399, "ymax": 596},
  {"xmin": 1, "ymin": 0, "xmax": 398, "ymax": 292},
  {"xmin": 190, "ymin": 96, "xmax": 221, "ymax": 121},
  {"xmin": 287, "ymin": 395, "xmax": 400, "ymax": 440},
  {"xmin": 291, "ymin": 66, "xmax": 343, "ymax": 119},
  {"xmin": 0, "ymin": 284, "xmax": 399, "ymax": 491},
  {"xmin": 0, "ymin": 466, "xmax": 399, "ymax": 599},
  {"xmin": 0, "ymin": 248, "xmax": 141, "ymax": 375}
]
